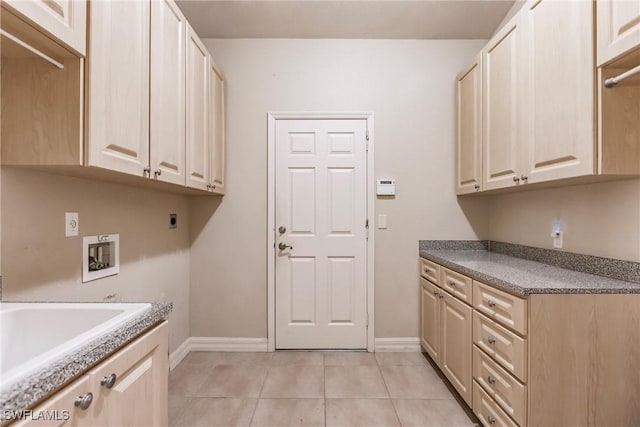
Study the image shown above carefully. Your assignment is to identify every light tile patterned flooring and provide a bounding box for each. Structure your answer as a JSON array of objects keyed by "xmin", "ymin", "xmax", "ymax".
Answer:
[{"xmin": 169, "ymin": 351, "xmax": 477, "ymax": 426}]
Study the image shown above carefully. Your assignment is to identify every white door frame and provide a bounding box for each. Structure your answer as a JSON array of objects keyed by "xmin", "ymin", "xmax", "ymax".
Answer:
[{"xmin": 267, "ymin": 112, "xmax": 375, "ymax": 352}]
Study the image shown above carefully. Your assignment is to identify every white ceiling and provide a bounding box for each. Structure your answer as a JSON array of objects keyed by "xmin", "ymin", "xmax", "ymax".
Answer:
[{"xmin": 176, "ymin": 0, "xmax": 515, "ymax": 39}]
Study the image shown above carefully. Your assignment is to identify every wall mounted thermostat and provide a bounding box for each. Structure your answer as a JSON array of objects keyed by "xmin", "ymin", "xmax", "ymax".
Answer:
[
  {"xmin": 83, "ymin": 234, "xmax": 119, "ymax": 283},
  {"xmin": 377, "ymin": 179, "xmax": 396, "ymax": 196}
]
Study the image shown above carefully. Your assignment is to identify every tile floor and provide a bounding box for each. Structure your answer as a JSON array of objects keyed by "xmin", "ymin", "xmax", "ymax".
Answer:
[{"xmin": 169, "ymin": 351, "xmax": 477, "ymax": 426}]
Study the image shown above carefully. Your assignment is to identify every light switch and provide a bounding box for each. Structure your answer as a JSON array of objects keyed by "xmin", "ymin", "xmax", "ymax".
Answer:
[
  {"xmin": 65, "ymin": 212, "xmax": 79, "ymax": 237},
  {"xmin": 378, "ymin": 214, "xmax": 387, "ymax": 229}
]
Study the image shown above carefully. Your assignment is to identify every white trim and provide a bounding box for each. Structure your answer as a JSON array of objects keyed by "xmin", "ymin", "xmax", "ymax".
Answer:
[
  {"xmin": 169, "ymin": 337, "xmax": 269, "ymax": 369},
  {"xmin": 169, "ymin": 338, "xmax": 191, "ymax": 371},
  {"xmin": 267, "ymin": 112, "xmax": 376, "ymax": 352},
  {"xmin": 374, "ymin": 337, "xmax": 421, "ymax": 352}
]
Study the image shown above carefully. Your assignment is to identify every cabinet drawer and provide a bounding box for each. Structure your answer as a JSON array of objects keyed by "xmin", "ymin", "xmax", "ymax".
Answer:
[
  {"xmin": 420, "ymin": 258, "xmax": 440, "ymax": 284},
  {"xmin": 473, "ymin": 381, "xmax": 519, "ymax": 427},
  {"xmin": 441, "ymin": 267, "xmax": 472, "ymax": 305},
  {"xmin": 13, "ymin": 376, "xmax": 93, "ymax": 427},
  {"xmin": 473, "ymin": 345, "xmax": 526, "ymax": 426},
  {"xmin": 473, "ymin": 312, "xmax": 527, "ymax": 382},
  {"xmin": 474, "ymin": 281, "xmax": 527, "ymax": 335}
]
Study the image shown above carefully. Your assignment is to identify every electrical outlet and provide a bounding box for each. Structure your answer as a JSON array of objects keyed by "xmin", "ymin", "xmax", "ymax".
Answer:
[
  {"xmin": 65, "ymin": 212, "xmax": 79, "ymax": 237},
  {"xmin": 553, "ymin": 231, "xmax": 563, "ymax": 248},
  {"xmin": 169, "ymin": 213, "xmax": 177, "ymax": 229}
]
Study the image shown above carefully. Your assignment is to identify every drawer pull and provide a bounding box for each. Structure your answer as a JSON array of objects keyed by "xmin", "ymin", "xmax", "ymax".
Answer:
[
  {"xmin": 487, "ymin": 375, "xmax": 496, "ymax": 384},
  {"xmin": 449, "ymin": 281, "xmax": 456, "ymax": 287},
  {"xmin": 101, "ymin": 373, "xmax": 117, "ymax": 389},
  {"xmin": 487, "ymin": 415, "xmax": 496, "ymax": 425},
  {"xmin": 487, "ymin": 336, "xmax": 496, "ymax": 345},
  {"xmin": 487, "ymin": 299, "xmax": 496, "ymax": 307},
  {"xmin": 74, "ymin": 392, "xmax": 93, "ymax": 410}
]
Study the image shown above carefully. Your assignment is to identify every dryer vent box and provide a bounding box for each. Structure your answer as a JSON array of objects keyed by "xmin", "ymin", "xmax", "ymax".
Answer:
[{"xmin": 83, "ymin": 234, "xmax": 119, "ymax": 283}]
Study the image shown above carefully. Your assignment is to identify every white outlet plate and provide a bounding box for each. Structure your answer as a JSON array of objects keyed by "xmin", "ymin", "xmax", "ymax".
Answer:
[
  {"xmin": 65, "ymin": 212, "xmax": 79, "ymax": 237},
  {"xmin": 553, "ymin": 231, "xmax": 563, "ymax": 249}
]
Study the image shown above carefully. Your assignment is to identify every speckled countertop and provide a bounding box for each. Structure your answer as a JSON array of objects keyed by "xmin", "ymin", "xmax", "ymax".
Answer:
[
  {"xmin": 0, "ymin": 302, "xmax": 172, "ymax": 416},
  {"xmin": 420, "ymin": 249, "xmax": 640, "ymax": 297}
]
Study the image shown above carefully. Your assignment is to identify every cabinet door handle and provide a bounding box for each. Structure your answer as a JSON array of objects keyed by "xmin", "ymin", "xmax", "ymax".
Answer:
[
  {"xmin": 487, "ymin": 415, "xmax": 496, "ymax": 424},
  {"xmin": 433, "ymin": 291, "xmax": 439, "ymax": 297},
  {"xmin": 487, "ymin": 299, "xmax": 496, "ymax": 308},
  {"xmin": 513, "ymin": 176, "xmax": 520, "ymax": 183},
  {"xmin": 521, "ymin": 175, "xmax": 528, "ymax": 182},
  {"xmin": 101, "ymin": 373, "xmax": 117, "ymax": 389},
  {"xmin": 487, "ymin": 375, "xmax": 496, "ymax": 384},
  {"xmin": 474, "ymin": 184, "xmax": 480, "ymax": 190},
  {"xmin": 487, "ymin": 336, "xmax": 496, "ymax": 345},
  {"xmin": 154, "ymin": 169, "xmax": 162, "ymax": 177},
  {"xmin": 74, "ymin": 392, "xmax": 93, "ymax": 410}
]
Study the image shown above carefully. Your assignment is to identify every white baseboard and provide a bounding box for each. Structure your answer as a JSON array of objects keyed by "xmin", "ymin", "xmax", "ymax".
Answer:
[
  {"xmin": 374, "ymin": 337, "xmax": 421, "ymax": 352},
  {"xmin": 169, "ymin": 337, "xmax": 269, "ymax": 370},
  {"xmin": 169, "ymin": 338, "xmax": 191, "ymax": 371}
]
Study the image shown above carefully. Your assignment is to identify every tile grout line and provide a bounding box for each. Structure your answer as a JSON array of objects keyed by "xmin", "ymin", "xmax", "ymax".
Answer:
[
  {"xmin": 323, "ymin": 353, "xmax": 327, "ymax": 427},
  {"xmin": 247, "ymin": 354, "xmax": 273, "ymax": 426},
  {"xmin": 376, "ymin": 356, "xmax": 403, "ymax": 426}
]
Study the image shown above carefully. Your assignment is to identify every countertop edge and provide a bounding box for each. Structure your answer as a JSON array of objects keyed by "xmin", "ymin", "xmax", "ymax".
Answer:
[
  {"xmin": 0, "ymin": 301, "xmax": 173, "ymax": 415},
  {"xmin": 419, "ymin": 250, "xmax": 640, "ymax": 297}
]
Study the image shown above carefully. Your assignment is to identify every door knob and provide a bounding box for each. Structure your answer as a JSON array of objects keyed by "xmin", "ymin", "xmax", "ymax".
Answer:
[{"xmin": 278, "ymin": 242, "xmax": 293, "ymax": 250}]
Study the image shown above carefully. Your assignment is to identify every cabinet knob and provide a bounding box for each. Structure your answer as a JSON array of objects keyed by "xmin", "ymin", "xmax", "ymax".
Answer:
[
  {"xmin": 439, "ymin": 294, "xmax": 444, "ymax": 300},
  {"xmin": 487, "ymin": 336, "xmax": 496, "ymax": 345},
  {"xmin": 101, "ymin": 373, "xmax": 117, "ymax": 389},
  {"xmin": 487, "ymin": 299, "xmax": 496, "ymax": 308},
  {"xmin": 207, "ymin": 184, "xmax": 212, "ymax": 190},
  {"xmin": 487, "ymin": 415, "xmax": 496, "ymax": 424},
  {"xmin": 474, "ymin": 184, "xmax": 480, "ymax": 190},
  {"xmin": 154, "ymin": 169, "xmax": 162, "ymax": 177},
  {"xmin": 521, "ymin": 175, "xmax": 528, "ymax": 182},
  {"xmin": 433, "ymin": 291, "xmax": 439, "ymax": 297},
  {"xmin": 143, "ymin": 166, "xmax": 151, "ymax": 175},
  {"xmin": 513, "ymin": 176, "xmax": 520, "ymax": 183},
  {"xmin": 487, "ymin": 375, "xmax": 496, "ymax": 384},
  {"xmin": 74, "ymin": 392, "xmax": 93, "ymax": 410},
  {"xmin": 449, "ymin": 281, "xmax": 456, "ymax": 287}
]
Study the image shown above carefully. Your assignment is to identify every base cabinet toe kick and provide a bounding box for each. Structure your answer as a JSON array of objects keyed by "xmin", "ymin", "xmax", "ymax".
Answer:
[{"xmin": 419, "ymin": 257, "xmax": 640, "ymax": 427}]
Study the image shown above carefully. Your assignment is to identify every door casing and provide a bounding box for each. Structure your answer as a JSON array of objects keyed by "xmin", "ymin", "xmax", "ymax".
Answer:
[{"xmin": 267, "ymin": 112, "xmax": 375, "ymax": 352}]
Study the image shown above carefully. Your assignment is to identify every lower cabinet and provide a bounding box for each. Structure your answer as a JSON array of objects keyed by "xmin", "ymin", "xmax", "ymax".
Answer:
[
  {"xmin": 14, "ymin": 321, "xmax": 168, "ymax": 427},
  {"xmin": 419, "ymin": 277, "xmax": 472, "ymax": 406}
]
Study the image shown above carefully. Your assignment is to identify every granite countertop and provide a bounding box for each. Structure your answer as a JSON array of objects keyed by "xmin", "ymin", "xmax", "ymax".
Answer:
[
  {"xmin": 420, "ymin": 249, "xmax": 640, "ymax": 297},
  {"xmin": 0, "ymin": 301, "xmax": 172, "ymax": 416}
]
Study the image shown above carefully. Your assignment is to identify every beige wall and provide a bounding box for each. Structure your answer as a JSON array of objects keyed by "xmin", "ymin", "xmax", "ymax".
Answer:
[
  {"xmin": 190, "ymin": 39, "xmax": 490, "ymax": 340},
  {"xmin": 488, "ymin": 179, "xmax": 640, "ymax": 262},
  {"xmin": 1, "ymin": 167, "xmax": 191, "ymax": 352}
]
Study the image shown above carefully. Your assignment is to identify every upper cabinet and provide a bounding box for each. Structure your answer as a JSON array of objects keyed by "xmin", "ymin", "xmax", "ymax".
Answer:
[
  {"xmin": 2, "ymin": 0, "xmax": 87, "ymax": 56},
  {"xmin": 86, "ymin": 0, "xmax": 151, "ymax": 177},
  {"xmin": 455, "ymin": 54, "xmax": 482, "ymax": 195},
  {"xmin": 482, "ymin": 12, "xmax": 524, "ymax": 191},
  {"xmin": 597, "ymin": 0, "xmax": 640, "ymax": 66},
  {"xmin": 457, "ymin": 0, "xmax": 640, "ymax": 195},
  {"xmin": 521, "ymin": 0, "xmax": 595, "ymax": 184},
  {"xmin": 1, "ymin": 0, "xmax": 227, "ymax": 196},
  {"xmin": 209, "ymin": 62, "xmax": 226, "ymax": 195}
]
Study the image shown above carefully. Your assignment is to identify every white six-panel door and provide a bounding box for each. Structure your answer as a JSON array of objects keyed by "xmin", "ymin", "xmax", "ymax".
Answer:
[{"xmin": 275, "ymin": 119, "xmax": 368, "ymax": 349}]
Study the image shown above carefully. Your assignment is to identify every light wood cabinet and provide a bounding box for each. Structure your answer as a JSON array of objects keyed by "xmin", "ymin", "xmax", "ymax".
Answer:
[
  {"xmin": 456, "ymin": 53, "xmax": 482, "ymax": 195},
  {"xmin": 473, "ymin": 281, "xmax": 527, "ymax": 336},
  {"xmin": 420, "ymin": 278, "xmax": 441, "ymax": 363},
  {"xmin": 2, "ymin": 0, "xmax": 87, "ymax": 56},
  {"xmin": 521, "ymin": 0, "xmax": 595, "ymax": 184},
  {"xmin": 440, "ymin": 291, "xmax": 473, "ymax": 406},
  {"xmin": 441, "ymin": 267, "xmax": 473, "ymax": 305},
  {"xmin": 482, "ymin": 12, "xmax": 524, "ymax": 191},
  {"xmin": 209, "ymin": 62, "xmax": 226, "ymax": 194},
  {"xmin": 473, "ymin": 381, "xmax": 518, "ymax": 427},
  {"xmin": 420, "ymin": 258, "xmax": 440, "ymax": 284},
  {"xmin": 186, "ymin": 23, "xmax": 210, "ymax": 191},
  {"xmin": 13, "ymin": 322, "xmax": 168, "ymax": 427},
  {"xmin": 597, "ymin": 0, "xmax": 640, "ymax": 66},
  {"xmin": 86, "ymin": 0, "xmax": 151, "ymax": 177},
  {"xmin": 150, "ymin": 0, "xmax": 187, "ymax": 185}
]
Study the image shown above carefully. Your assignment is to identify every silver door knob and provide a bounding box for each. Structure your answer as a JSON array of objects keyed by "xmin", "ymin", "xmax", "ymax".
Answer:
[
  {"xmin": 101, "ymin": 373, "xmax": 117, "ymax": 389},
  {"xmin": 74, "ymin": 392, "xmax": 93, "ymax": 410},
  {"xmin": 278, "ymin": 242, "xmax": 293, "ymax": 250}
]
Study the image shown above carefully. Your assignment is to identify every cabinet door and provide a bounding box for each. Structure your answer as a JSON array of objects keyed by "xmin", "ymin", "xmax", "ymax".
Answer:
[
  {"xmin": 209, "ymin": 63, "xmax": 226, "ymax": 194},
  {"xmin": 3, "ymin": 0, "xmax": 87, "ymax": 56},
  {"xmin": 482, "ymin": 13, "xmax": 524, "ymax": 191},
  {"xmin": 456, "ymin": 53, "xmax": 483, "ymax": 194},
  {"xmin": 185, "ymin": 24, "xmax": 210, "ymax": 190},
  {"xmin": 440, "ymin": 292, "xmax": 473, "ymax": 406},
  {"xmin": 90, "ymin": 322, "xmax": 168, "ymax": 427},
  {"xmin": 86, "ymin": 0, "xmax": 150, "ymax": 177},
  {"xmin": 420, "ymin": 278, "xmax": 441, "ymax": 364},
  {"xmin": 522, "ymin": 0, "xmax": 595, "ymax": 184},
  {"xmin": 597, "ymin": 0, "xmax": 640, "ymax": 66},
  {"xmin": 12, "ymin": 376, "xmax": 95, "ymax": 427},
  {"xmin": 150, "ymin": 0, "xmax": 186, "ymax": 185}
]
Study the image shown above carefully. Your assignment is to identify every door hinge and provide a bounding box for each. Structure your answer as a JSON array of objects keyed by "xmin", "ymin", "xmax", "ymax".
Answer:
[
  {"xmin": 365, "ymin": 219, "xmax": 369, "ymax": 229},
  {"xmin": 365, "ymin": 129, "xmax": 370, "ymax": 141}
]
